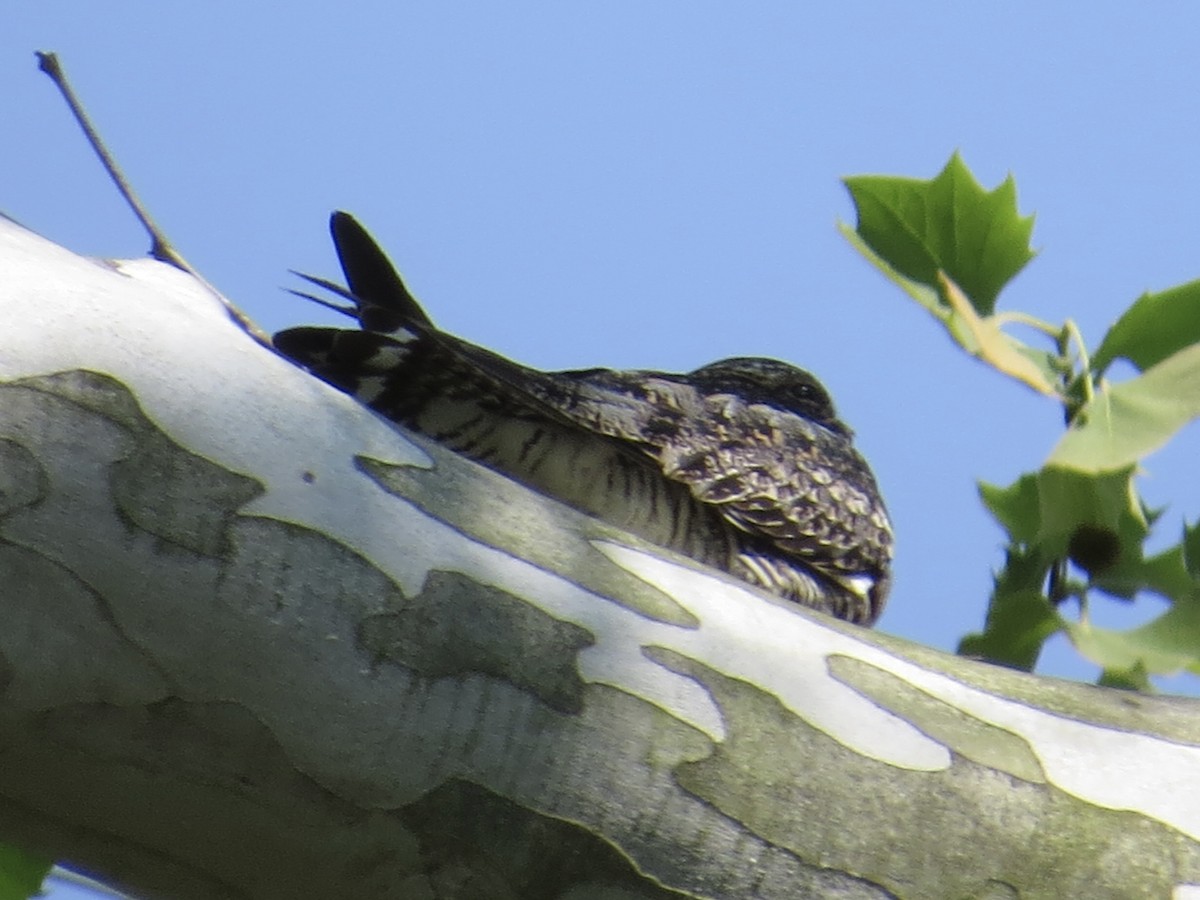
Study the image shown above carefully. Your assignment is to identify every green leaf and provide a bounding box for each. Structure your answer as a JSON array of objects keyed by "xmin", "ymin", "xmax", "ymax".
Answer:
[
  {"xmin": 838, "ymin": 222, "xmax": 949, "ymax": 320},
  {"xmin": 958, "ymin": 589, "xmax": 1059, "ymax": 671},
  {"xmin": 840, "ymin": 224, "xmax": 1060, "ymax": 396},
  {"xmin": 1092, "ymin": 279, "xmax": 1200, "ymax": 373},
  {"xmin": 1092, "ymin": 542, "xmax": 1196, "ymax": 603},
  {"xmin": 0, "ymin": 843, "xmax": 52, "ymax": 900},
  {"xmin": 840, "ymin": 157, "xmax": 1056, "ymax": 397},
  {"xmin": 1184, "ymin": 520, "xmax": 1200, "ymax": 580},
  {"xmin": 1065, "ymin": 596, "xmax": 1200, "ymax": 677},
  {"xmin": 1035, "ymin": 466, "xmax": 1146, "ymax": 559},
  {"xmin": 978, "ymin": 474, "xmax": 1041, "ymax": 544},
  {"xmin": 937, "ymin": 273, "xmax": 1062, "ymax": 397},
  {"xmin": 1030, "ymin": 468, "xmax": 1189, "ymax": 605},
  {"xmin": 1097, "ymin": 661, "xmax": 1152, "ymax": 691},
  {"xmin": 958, "ymin": 547, "xmax": 1059, "ymax": 671},
  {"xmin": 843, "ymin": 152, "xmax": 1036, "ymax": 314},
  {"xmin": 1048, "ymin": 343, "xmax": 1200, "ymax": 472},
  {"xmin": 983, "ymin": 466, "xmax": 1172, "ymax": 601}
]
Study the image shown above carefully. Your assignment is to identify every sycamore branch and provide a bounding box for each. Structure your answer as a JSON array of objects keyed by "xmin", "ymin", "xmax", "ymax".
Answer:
[{"xmin": 1, "ymin": 215, "xmax": 1199, "ymax": 899}]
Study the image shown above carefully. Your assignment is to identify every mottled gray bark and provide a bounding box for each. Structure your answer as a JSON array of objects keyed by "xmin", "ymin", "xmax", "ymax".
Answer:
[{"xmin": 1, "ymin": 215, "xmax": 1199, "ymax": 900}]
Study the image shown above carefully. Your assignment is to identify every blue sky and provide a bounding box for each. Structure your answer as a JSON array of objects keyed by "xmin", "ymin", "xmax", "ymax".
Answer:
[{"xmin": 5, "ymin": 4, "xmax": 1200, "ymax": 893}]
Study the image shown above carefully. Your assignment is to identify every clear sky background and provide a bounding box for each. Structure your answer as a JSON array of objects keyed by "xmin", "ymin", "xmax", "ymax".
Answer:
[{"xmin": 5, "ymin": 4, "xmax": 1200, "ymax": 896}]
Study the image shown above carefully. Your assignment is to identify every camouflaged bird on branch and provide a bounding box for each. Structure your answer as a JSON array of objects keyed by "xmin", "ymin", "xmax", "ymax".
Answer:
[{"xmin": 274, "ymin": 213, "xmax": 893, "ymax": 624}]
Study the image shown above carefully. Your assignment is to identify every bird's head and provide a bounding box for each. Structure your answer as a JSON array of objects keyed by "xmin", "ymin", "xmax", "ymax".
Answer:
[{"xmin": 686, "ymin": 357, "xmax": 849, "ymax": 435}]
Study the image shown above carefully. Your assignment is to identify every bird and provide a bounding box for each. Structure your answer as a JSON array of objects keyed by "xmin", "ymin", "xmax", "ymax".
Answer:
[{"xmin": 273, "ymin": 213, "xmax": 894, "ymax": 625}]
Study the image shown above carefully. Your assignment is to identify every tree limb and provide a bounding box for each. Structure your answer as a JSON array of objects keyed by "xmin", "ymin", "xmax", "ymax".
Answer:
[{"xmin": 1, "ymin": 215, "xmax": 1198, "ymax": 899}]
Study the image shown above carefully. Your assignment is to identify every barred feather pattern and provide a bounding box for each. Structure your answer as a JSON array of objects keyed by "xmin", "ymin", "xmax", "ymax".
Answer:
[{"xmin": 274, "ymin": 213, "xmax": 894, "ymax": 625}]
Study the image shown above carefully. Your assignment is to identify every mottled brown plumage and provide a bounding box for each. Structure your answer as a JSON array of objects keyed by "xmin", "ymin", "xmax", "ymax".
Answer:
[{"xmin": 274, "ymin": 213, "xmax": 893, "ymax": 624}]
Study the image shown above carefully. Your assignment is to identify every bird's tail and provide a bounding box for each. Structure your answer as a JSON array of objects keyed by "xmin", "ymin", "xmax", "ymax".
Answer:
[{"xmin": 274, "ymin": 212, "xmax": 580, "ymax": 431}]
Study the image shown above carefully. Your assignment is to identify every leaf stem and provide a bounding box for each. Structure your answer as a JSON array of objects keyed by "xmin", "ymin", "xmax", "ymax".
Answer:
[
  {"xmin": 1063, "ymin": 318, "xmax": 1094, "ymax": 405},
  {"xmin": 991, "ymin": 310, "xmax": 1060, "ymax": 338}
]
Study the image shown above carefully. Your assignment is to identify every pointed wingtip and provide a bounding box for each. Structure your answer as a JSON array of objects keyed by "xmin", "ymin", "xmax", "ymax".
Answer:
[
  {"xmin": 330, "ymin": 210, "xmax": 365, "ymax": 243},
  {"xmin": 328, "ymin": 211, "xmax": 433, "ymax": 327}
]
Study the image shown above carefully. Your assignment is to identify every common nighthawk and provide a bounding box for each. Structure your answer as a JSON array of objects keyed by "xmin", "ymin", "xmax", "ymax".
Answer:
[{"xmin": 274, "ymin": 213, "xmax": 894, "ymax": 625}]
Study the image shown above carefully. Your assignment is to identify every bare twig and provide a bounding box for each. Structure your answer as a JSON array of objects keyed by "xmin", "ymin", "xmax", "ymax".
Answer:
[{"xmin": 35, "ymin": 51, "xmax": 272, "ymax": 347}]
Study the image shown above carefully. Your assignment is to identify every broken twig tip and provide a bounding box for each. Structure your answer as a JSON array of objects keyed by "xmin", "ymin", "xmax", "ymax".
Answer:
[
  {"xmin": 32, "ymin": 50, "xmax": 273, "ymax": 348},
  {"xmin": 35, "ymin": 51, "xmax": 60, "ymax": 77}
]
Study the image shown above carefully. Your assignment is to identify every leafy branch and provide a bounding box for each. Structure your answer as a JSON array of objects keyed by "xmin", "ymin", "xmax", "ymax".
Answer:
[{"xmin": 842, "ymin": 153, "xmax": 1200, "ymax": 689}]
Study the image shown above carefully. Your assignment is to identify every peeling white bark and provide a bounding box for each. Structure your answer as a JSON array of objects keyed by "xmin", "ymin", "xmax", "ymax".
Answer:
[{"xmin": 1, "ymin": 215, "xmax": 1199, "ymax": 899}]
